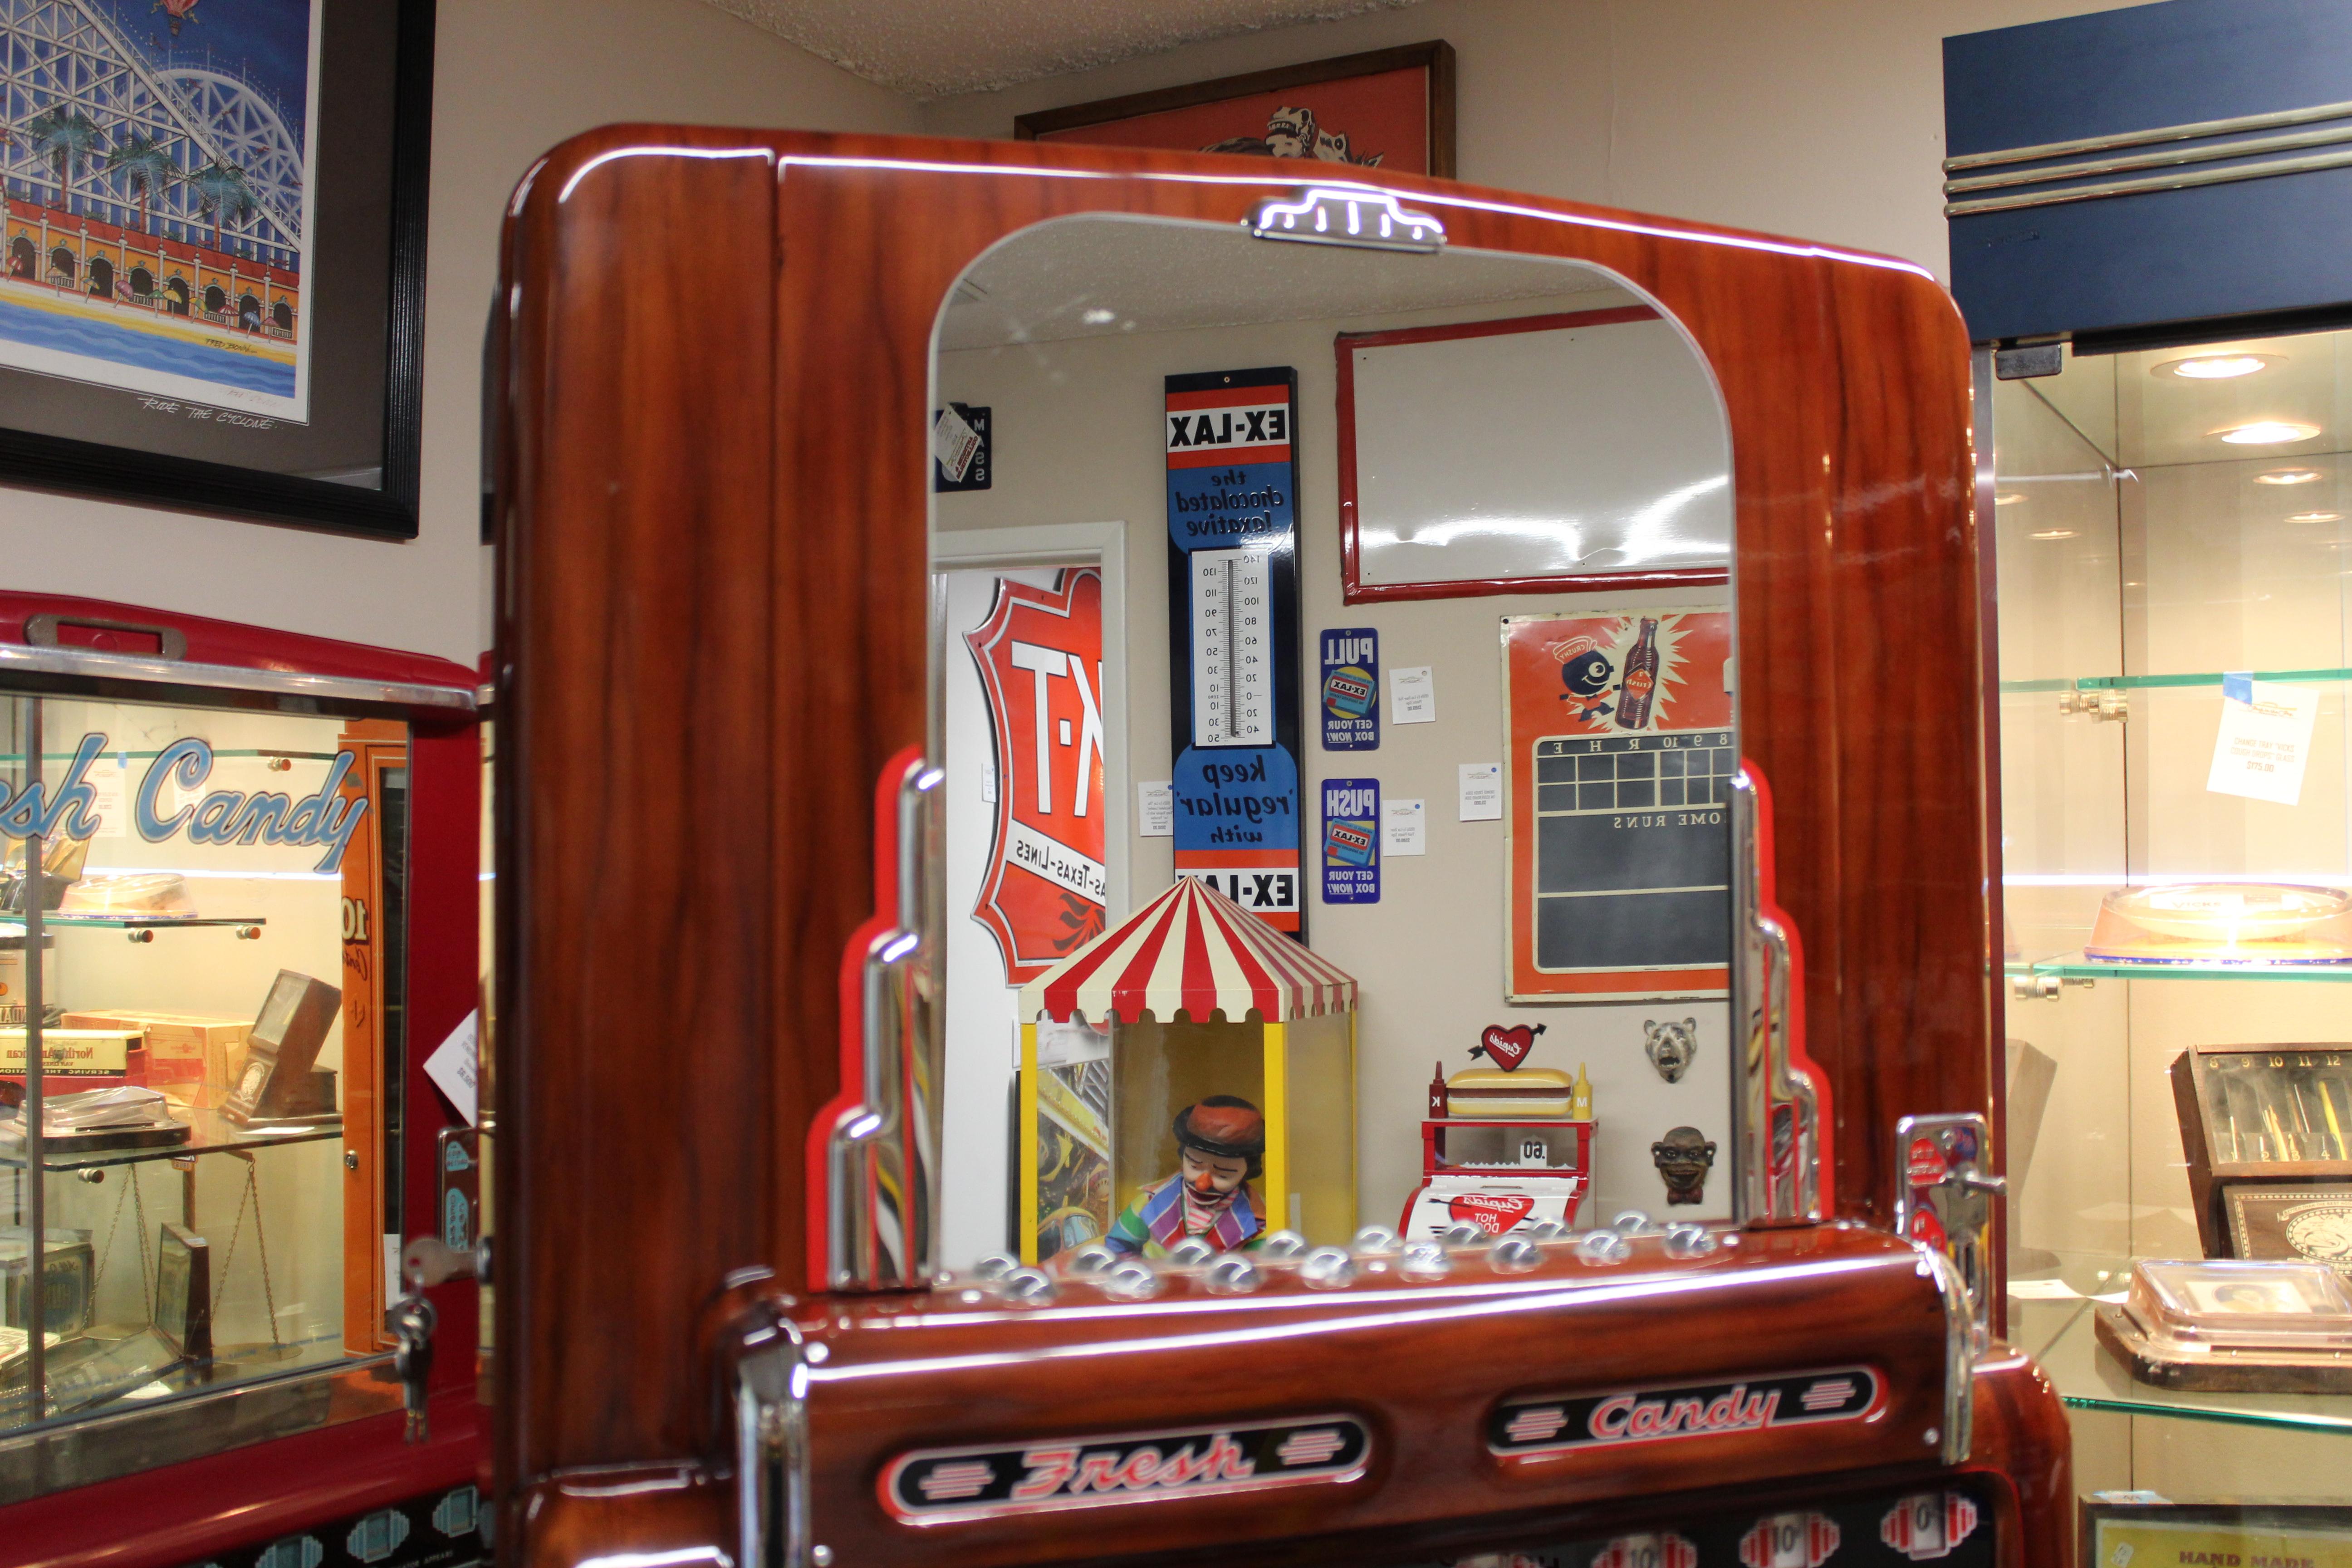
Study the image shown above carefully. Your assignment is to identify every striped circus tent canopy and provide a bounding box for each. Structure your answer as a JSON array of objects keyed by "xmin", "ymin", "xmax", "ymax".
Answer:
[{"xmin": 1020, "ymin": 877, "xmax": 1359, "ymax": 1024}]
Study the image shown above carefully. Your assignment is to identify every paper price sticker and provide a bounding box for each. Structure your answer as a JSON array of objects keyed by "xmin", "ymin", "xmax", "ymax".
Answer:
[{"xmin": 2208, "ymin": 674, "xmax": 2319, "ymax": 806}]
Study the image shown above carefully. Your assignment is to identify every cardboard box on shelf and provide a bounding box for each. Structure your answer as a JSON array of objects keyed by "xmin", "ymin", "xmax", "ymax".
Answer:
[
  {"xmin": 0, "ymin": 1029, "xmax": 141, "ymax": 1093},
  {"xmin": 60, "ymin": 1013, "xmax": 250, "ymax": 1108}
]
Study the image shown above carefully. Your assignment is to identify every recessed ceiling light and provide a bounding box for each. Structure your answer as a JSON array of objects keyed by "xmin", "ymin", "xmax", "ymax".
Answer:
[
  {"xmin": 1080, "ymin": 307, "xmax": 1117, "ymax": 325},
  {"xmin": 2030, "ymin": 528, "xmax": 2079, "ymax": 540},
  {"xmin": 2155, "ymin": 353, "xmax": 2281, "ymax": 380},
  {"xmin": 2287, "ymin": 511, "xmax": 2342, "ymax": 523},
  {"xmin": 2256, "ymin": 468, "xmax": 2324, "ymax": 485},
  {"xmin": 2216, "ymin": 421, "xmax": 2323, "ymax": 445},
  {"xmin": 1993, "ymin": 492, "xmax": 2025, "ymax": 506}
]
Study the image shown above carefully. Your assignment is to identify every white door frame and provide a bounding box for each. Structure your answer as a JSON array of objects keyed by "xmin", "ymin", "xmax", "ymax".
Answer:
[{"xmin": 933, "ymin": 520, "xmax": 1131, "ymax": 918}]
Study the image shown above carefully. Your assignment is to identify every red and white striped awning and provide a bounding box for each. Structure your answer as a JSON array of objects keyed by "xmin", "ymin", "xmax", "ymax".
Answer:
[{"xmin": 1020, "ymin": 877, "xmax": 1358, "ymax": 1024}]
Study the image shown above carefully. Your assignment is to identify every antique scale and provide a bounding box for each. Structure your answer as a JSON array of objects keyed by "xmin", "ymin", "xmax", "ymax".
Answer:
[{"xmin": 481, "ymin": 129, "xmax": 2068, "ymax": 1568}]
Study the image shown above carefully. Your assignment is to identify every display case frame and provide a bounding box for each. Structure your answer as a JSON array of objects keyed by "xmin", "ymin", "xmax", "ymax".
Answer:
[{"xmin": 0, "ymin": 594, "xmax": 481, "ymax": 1568}]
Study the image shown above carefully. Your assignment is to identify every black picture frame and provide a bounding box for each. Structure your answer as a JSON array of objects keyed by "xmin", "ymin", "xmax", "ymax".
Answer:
[{"xmin": 0, "ymin": 0, "xmax": 436, "ymax": 540}]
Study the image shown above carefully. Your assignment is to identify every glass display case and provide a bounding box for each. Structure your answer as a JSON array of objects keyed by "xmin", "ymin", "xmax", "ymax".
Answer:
[
  {"xmin": 1993, "ymin": 328, "xmax": 2352, "ymax": 1459},
  {"xmin": 0, "ymin": 617, "xmax": 482, "ymax": 1521}
]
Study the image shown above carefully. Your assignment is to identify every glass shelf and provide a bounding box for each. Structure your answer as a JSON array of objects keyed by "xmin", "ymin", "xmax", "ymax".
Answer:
[
  {"xmin": 2009, "ymin": 956, "xmax": 2352, "ymax": 983},
  {"xmin": 33, "ymin": 916, "xmax": 266, "ymax": 930},
  {"xmin": 2002, "ymin": 667, "xmax": 2352, "ymax": 695},
  {"xmin": 0, "ymin": 1108, "xmax": 343, "ymax": 1171},
  {"xmin": 2014, "ymin": 1287, "xmax": 2352, "ymax": 1434}
]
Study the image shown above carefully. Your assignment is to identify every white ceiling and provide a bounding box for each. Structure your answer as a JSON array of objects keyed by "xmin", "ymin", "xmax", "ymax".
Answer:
[
  {"xmin": 701, "ymin": 0, "xmax": 1424, "ymax": 99},
  {"xmin": 939, "ymin": 216, "xmax": 1626, "ymax": 352}
]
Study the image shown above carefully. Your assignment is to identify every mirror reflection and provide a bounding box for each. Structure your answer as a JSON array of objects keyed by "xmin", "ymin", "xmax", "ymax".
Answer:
[{"xmin": 929, "ymin": 214, "xmax": 1739, "ymax": 1269}]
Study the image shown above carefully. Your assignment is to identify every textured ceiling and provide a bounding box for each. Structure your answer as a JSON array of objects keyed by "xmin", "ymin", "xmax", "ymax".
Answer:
[
  {"xmin": 939, "ymin": 216, "xmax": 1626, "ymax": 352},
  {"xmin": 701, "ymin": 0, "xmax": 1425, "ymax": 99}
]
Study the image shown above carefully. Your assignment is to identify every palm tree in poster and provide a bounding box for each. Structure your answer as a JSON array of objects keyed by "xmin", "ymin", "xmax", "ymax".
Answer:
[
  {"xmin": 186, "ymin": 160, "xmax": 255, "ymax": 253},
  {"xmin": 25, "ymin": 107, "xmax": 102, "ymax": 218},
  {"xmin": 106, "ymin": 135, "xmax": 173, "ymax": 235}
]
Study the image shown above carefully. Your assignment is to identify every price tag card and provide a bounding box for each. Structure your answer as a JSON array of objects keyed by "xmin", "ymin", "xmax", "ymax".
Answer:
[
  {"xmin": 1392, "ymin": 665, "xmax": 1436, "ymax": 724},
  {"xmin": 1322, "ymin": 778, "xmax": 1379, "ymax": 904},
  {"xmin": 1459, "ymin": 762, "xmax": 1502, "ymax": 821},
  {"xmin": 1138, "ymin": 780, "xmax": 1175, "ymax": 837},
  {"xmin": 1383, "ymin": 797, "xmax": 1426, "ymax": 856},
  {"xmin": 2207, "ymin": 674, "xmax": 2319, "ymax": 806}
]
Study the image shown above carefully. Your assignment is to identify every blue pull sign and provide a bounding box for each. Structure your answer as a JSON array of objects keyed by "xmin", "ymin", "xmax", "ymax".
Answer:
[{"xmin": 1320, "ymin": 627, "xmax": 1378, "ymax": 751}]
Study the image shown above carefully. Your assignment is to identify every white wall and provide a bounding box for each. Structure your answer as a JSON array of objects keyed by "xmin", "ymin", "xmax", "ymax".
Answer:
[
  {"xmin": 919, "ymin": 0, "xmax": 2117, "ymax": 284},
  {"xmin": 938, "ymin": 275, "xmax": 1737, "ymax": 1231},
  {"xmin": 0, "ymin": 0, "xmax": 918, "ymax": 666}
]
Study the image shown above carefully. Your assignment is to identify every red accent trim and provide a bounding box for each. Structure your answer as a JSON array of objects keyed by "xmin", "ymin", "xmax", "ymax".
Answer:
[
  {"xmin": 1334, "ymin": 306, "xmax": 1732, "ymax": 604},
  {"xmin": 7, "ymin": 1391, "xmax": 479, "ymax": 1568},
  {"xmin": 1166, "ymin": 384, "xmax": 1289, "ymax": 411},
  {"xmin": 806, "ymin": 746, "xmax": 924, "ymax": 1285},
  {"xmin": 0, "ymin": 592, "xmax": 476, "ymax": 689},
  {"xmin": 1167, "ymin": 442, "xmax": 1288, "ymax": 469},
  {"xmin": 1744, "ymin": 759, "xmax": 1835, "ymax": 1215}
]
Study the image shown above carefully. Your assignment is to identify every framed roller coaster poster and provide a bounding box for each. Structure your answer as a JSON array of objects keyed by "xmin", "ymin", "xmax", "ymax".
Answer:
[{"xmin": 0, "ymin": 0, "xmax": 434, "ymax": 538}]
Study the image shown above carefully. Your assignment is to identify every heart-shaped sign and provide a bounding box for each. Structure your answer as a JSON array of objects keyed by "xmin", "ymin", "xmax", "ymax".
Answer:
[
  {"xmin": 1472, "ymin": 1022, "xmax": 1545, "ymax": 1072},
  {"xmin": 1448, "ymin": 1192, "xmax": 1537, "ymax": 1234}
]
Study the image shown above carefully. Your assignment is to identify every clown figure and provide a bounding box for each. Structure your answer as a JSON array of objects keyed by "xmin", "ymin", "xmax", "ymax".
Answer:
[{"xmin": 1106, "ymin": 1096, "xmax": 1267, "ymax": 1256}]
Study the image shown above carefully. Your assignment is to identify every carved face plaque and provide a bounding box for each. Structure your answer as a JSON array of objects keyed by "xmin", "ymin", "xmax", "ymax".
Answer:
[
  {"xmin": 1651, "ymin": 1126, "xmax": 1717, "ymax": 1205},
  {"xmin": 1644, "ymin": 1017, "xmax": 1698, "ymax": 1083}
]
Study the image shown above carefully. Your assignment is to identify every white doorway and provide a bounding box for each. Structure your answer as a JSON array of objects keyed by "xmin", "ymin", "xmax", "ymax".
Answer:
[{"xmin": 935, "ymin": 523, "xmax": 1129, "ymax": 1267}]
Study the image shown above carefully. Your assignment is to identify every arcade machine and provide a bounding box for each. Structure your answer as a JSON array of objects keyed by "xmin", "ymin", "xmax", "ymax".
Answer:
[
  {"xmin": 486, "ymin": 127, "xmax": 2068, "ymax": 1568},
  {"xmin": 0, "ymin": 596, "xmax": 485, "ymax": 1566}
]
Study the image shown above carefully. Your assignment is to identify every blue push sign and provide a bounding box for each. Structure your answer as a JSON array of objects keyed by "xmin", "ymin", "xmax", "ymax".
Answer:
[{"xmin": 1321, "ymin": 777, "xmax": 1378, "ymax": 905}]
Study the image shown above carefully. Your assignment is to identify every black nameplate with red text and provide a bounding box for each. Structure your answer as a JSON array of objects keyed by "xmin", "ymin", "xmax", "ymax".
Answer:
[
  {"xmin": 1490, "ymin": 1367, "xmax": 1880, "ymax": 1455},
  {"xmin": 881, "ymin": 1415, "xmax": 1369, "ymax": 1523}
]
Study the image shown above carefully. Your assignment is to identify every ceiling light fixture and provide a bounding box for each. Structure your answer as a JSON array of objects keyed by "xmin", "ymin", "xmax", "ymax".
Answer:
[
  {"xmin": 2216, "ymin": 421, "xmax": 2322, "ymax": 445},
  {"xmin": 2256, "ymin": 468, "xmax": 2324, "ymax": 485},
  {"xmin": 2154, "ymin": 353, "xmax": 2281, "ymax": 380},
  {"xmin": 2288, "ymin": 511, "xmax": 2342, "ymax": 524},
  {"xmin": 2030, "ymin": 528, "xmax": 2079, "ymax": 540},
  {"xmin": 1993, "ymin": 492, "xmax": 2025, "ymax": 506},
  {"xmin": 1080, "ymin": 307, "xmax": 1117, "ymax": 325}
]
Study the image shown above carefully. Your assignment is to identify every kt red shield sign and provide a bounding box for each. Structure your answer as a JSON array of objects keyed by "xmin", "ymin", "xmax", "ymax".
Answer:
[{"xmin": 966, "ymin": 570, "xmax": 1108, "ymax": 981}]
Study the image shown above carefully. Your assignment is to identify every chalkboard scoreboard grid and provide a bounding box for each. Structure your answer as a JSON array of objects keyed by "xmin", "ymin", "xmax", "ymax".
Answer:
[{"xmin": 1532, "ymin": 729, "xmax": 1734, "ymax": 976}]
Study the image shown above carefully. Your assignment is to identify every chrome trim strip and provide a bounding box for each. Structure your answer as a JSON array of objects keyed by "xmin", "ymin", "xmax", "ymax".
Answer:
[
  {"xmin": 1915, "ymin": 1243, "xmax": 1976, "ymax": 1467},
  {"xmin": 0, "ymin": 643, "xmax": 477, "ymax": 713},
  {"xmin": 1729, "ymin": 769, "xmax": 1823, "ymax": 1226},
  {"xmin": 1943, "ymin": 97, "xmax": 2352, "ymax": 173},
  {"xmin": 1947, "ymin": 144, "xmax": 2352, "ymax": 216},
  {"xmin": 1946, "ymin": 119, "xmax": 2352, "ymax": 196},
  {"xmin": 732, "ymin": 1309, "xmax": 810, "ymax": 1568}
]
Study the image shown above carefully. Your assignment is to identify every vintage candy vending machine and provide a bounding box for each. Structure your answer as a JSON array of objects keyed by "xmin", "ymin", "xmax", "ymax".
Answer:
[
  {"xmin": 0, "ymin": 594, "xmax": 485, "ymax": 1567},
  {"xmin": 489, "ymin": 128, "xmax": 2065, "ymax": 1568}
]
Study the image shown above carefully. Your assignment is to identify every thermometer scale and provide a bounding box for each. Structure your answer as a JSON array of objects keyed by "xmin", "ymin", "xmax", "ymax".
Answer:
[{"xmin": 1190, "ymin": 547, "xmax": 1274, "ymax": 747}]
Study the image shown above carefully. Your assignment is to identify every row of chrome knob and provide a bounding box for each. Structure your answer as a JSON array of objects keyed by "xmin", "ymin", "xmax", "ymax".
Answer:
[{"xmin": 958, "ymin": 1211, "xmax": 1723, "ymax": 1306}]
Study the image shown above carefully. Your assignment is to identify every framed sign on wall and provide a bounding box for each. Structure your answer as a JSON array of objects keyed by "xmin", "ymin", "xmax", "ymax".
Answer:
[
  {"xmin": 1503, "ymin": 608, "xmax": 1735, "ymax": 1002},
  {"xmin": 1016, "ymin": 40, "xmax": 1455, "ymax": 179},
  {"xmin": 0, "ymin": 0, "xmax": 435, "ymax": 538}
]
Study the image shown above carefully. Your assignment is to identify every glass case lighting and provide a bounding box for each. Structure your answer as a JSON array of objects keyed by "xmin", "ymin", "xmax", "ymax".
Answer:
[
  {"xmin": 1993, "ymin": 491, "xmax": 2025, "ymax": 506},
  {"xmin": 2254, "ymin": 468, "xmax": 2324, "ymax": 484},
  {"xmin": 2286, "ymin": 511, "xmax": 2342, "ymax": 524},
  {"xmin": 1081, "ymin": 308, "xmax": 1117, "ymax": 325},
  {"xmin": 2154, "ymin": 353, "xmax": 2280, "ymax": 380},
  {"xmin": 2029, "ymin": 528, "xmax": 2079, "ymax": 540},
  {"xmin": 2215, "ymin": 421, "xmax": 2322, "ymax": 445}
]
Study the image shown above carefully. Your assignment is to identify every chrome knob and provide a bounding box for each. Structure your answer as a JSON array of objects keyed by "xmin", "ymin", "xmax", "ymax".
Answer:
[
  {"xmin": 1300, "ymin": 1246, "xmax": 1356, "ymax": 1289},
  {"xmin": 1102, "ymin": 1259, "xmax": 1163, "ymax": 1300},
  {"xmin": 1577, "ymin": 1229, "xmax": 1632, "ymax": 1264},
  {"xmin": 1490, "ymin": 1235, "xmax": 1542, "ymax": 1272},
  {"xmin": 1166, "ymin": 1237, "xmax": 1218, "ymax": 1266},
  {"xmin": 1611, "ymin": 1209, "xmax": 1656, "ymax": 1235},
  {"xmin": 1061, "ymin": 1242, "xmax": 1118, "ymax": 1276},
  {"xmin": 971, "ymin": 1253, "xmax": 1019, "ymax": 1281},
  {"xmin": 1663, "ymin": 1223, "xmax": 1717, "ymax": 1258},
  {"xmin": 1206, "ymin": 1254, "xmax": 1261, "ymax": 1294},
  {"xmin": 1349, "ymin": 1225, "xmax": 1401, "ymax": 1256},
  {"xmin": 1526, "ymin": 1217, "xmax": 1571, "ymax": 1242},
  {"xmin": 1000, "ymin": 1266, "xmax": 1056, "ymax": 1303},
  {"xmin": 1400, "ymin": 1239, "xmax": 1451, "ymax": 1279},
  {"xmin": 1439, "ymin": 1221, "xmax": 1488, "ymax": 1248},
  {"xmin": 1257, "ymin": 1229, "xmax": 1309, "ymax": 1259}
]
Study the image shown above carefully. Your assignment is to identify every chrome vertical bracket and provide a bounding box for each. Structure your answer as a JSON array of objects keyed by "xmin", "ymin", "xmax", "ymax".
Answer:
[
  {"xmin": 726, "ymin": 1303, "xmax": 810, "ymax": 1568},
  {"xmin": 824, "ymin": 755, "xmax": 944, "ymax": 1290},
  {"xmin": 1729, "ymin": 767, "xmax": 1824, "ymax": 1225},
  {"xmin": 1893, "ymin": 1112, "xmax": 2003, "ymax": 1347},
  {"xmin": 1914, "ymin": 1240, "xmax": 1977, "ymax": 1466}
]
